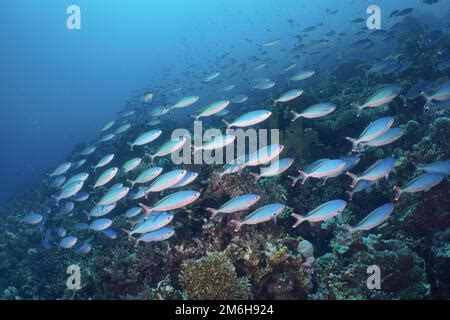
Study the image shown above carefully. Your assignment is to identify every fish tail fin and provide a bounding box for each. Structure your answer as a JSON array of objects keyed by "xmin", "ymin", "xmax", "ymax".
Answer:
[
  {"xmin": 420, "ymin": 91, "xmax": 432, "ymax": 108},
  {"xmin": 345, "ymin": 172, "xmax": 359, "ymax": 188},
  {"xmin": 127, "ymin": 142, "xmax": 134, "ymax": 151},
  {"xmin": 287, "ymin": 175, "xmax": 299, "ymax": 187},
  {"xmin": 271, "ymin": 98, "xmax": 277, "ymax": 107},
  {"xmin": 229, "ymin": 220, "xmax": 242, "ymax": 232},
  {"xmin": 342, "ymin": 224, "xmax": 355, "ymax": 234},
  {"xmin": 351, "ymin": 103, "xmax": 363, "ymax": 117},
  {"xmin": 291, "ymin": 213, "xmax": 305, "ymax": 228},
  {"xmin": 400, "ymin": 95, "xmax": 407, "ymax": 107},
  {"xmin": 345, "ymin": 190, "xmax": 354, "ymax": 201},
  {"xmin": 393, "ymin": 186, "xmax": 402, "ymax": 201},
  {"xmin": 290, "ymin": 110, "xmax": 301, "ymax": 122},
  {"xmin": 83, "ymin": 210, "xmax": 90, "ymax": 220},
  {"xmin": 51, "ymin": 195, "xmax": 60, "ymax": 207},
  {"xmin": 206, "ymin": 207, "xmax": 219, "ymax": 218},
  {"xmin": 127, "ymin": 179, "xmax": 135, "ymax": 189},
  {"xmin": 249, "ymin": 173, "xmax": 260, "ymax": 184},
  {"xmin": 222, "ymin": 119, "xmax": 231, "ymax": 129},
  {"xmin": 298, "ymin": 170, "xmax": 309, "ymax": 184},
  {"xmin": 138, "ymin": 203, "xmax": 152, "ymax": 219},
  {"xmin": 345, "ymin": 137, "xmax": 359, "ymax": 152},
  {"xmin": 120, "ymin": 228, "xmax": 134, "ymax": 241}
]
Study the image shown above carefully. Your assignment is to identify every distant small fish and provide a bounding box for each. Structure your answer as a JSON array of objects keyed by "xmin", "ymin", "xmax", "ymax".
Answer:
[
  {"xmin": 92, "ymin": 154, "xmax": 115, "ymax": 172},
  {"xmin": 352, "ymin": 85, "xmax": 402, "ymax": 115},
  {"xmin": 223, "ymin": 110, "xmax": 272, "ymax": 128},
  {"xmin": 128, "ymin": 130, "xmax": 162, "ymax": 151},
  {"xmin": 346, "ymin": 117, "xmax": 395, "ymax": 152},
  {"xmin": 435, "ymin": 99, "xmax": 450, "ymax": 110},
  {"xmin": 96, "ymin": 186, "xmax": 130, "ymax": 206},
  {"xmin": 230, "ymin": 203, "xmax": 285, "ymax": 231},
  {"xmin": 250, "ymin": 158, "xmax": 294, "ymax": 183},
  {"xmin": 346, "ymin": 38, "xmax": 374, "ymax": 52},
  {"xmin": 293, "ymin": 159, "xmax": 346, "ymax": 185},
  {"xmin": 416, "ymin": 160, "xmax": 450, "ymax": 175},
  {"xmin": 89, "ymin": 218, "xmax": 113, "ymax": 231},
  {"xmin": 192, "ymin": 100, "xmax": 230, "ymax": 120},
  {"xmin": 436, "ymin": 60, "xmax": 450, "ymax": 72},
  {"xmin": 101, "ymin": 120, "xmax": 115, "ymax": 132},
  {"xmin": 206, "ymin": 194, "xmax": 260, "ymax": 218},
  {"xmin": 139, "ymin": 190, "xmax": 201, "ymax": 218},
  {"xmin": 345, "ymin": 180, "xmax": 374, "ymax": 201},
  {"xmin": 121, "ymin": 157, "xmax": 142, "ymax": 174},
  {"xmin": 394, "ymin": 173, "xmax": 445, "ymax": 201},
  {"xmin": 171, "ymin": 95, "xmax": 200, "ymax": 109},
  {"xmin": 127, "ymin": 187, "xmax": 147, "ymax": 201},
  {"xmin": 405, "ymin": 80, "xmax": 433, "ymax": 100},
  {"xmin": 41, "ymin": 230, "xmax": 53, "ymax": 250},
  {"xmin": 124, "ymin": 207, "xmax": 143, "ymax": 219},
  {"xmin": 48, "ymin": 162, "xmax": 72, "ymax": 177},
  {"xmin": 170, "ymin": 171, "xmax": 199, "ymax": 188},
  {"xmin": 102, "ymin": 228, "xmax": 118, "ymax": 240},
  {"xmin": 56, "ymin": 227, "xmax": 67, "ymax": 237},
  {"xmin": 128, "ymin": 167, "xmax": 163, "ymax": 188},
  {"xmin": 99, "ymin": 133, "xmax": 115, "ymax": 143},
  {"xmin": 292, "ymin": 199, "xmax": 347, "ymax": 227},
  {"xmin": 346, "ymin": 157, "xmax": 396, "ymax": 188},
  {"xmin": 134, "ymin": 227, "xmax": 175, "ymax": 247},
  {"xmin": 397, "ymin": 8, "xmax": 413, "ymax": 16},
  {"xmin": 145, "ymin": 169, "xmax": 187, "ymax": 194},
  {"xmin": 79, "ymin": 146, "xmax": 96, "ymax": 156},
  {"xmin": 93, "ymin": 167, "xmax": 118, "ymax": 189},
  {"xmin": 274, "ymin": 89, "xmax": 304, "ymax": 103},
  {"xmin": 193, "ymin": 134, "xmax": 236, "ymax": 152},
  {"xmin": 59, "ymin": 236, "xmax": 78, "ymax": 249},
  {"xmin": 52, "ymin": 181, "xmax": 84, "ymax": 205},
  {"xmin": 252, "ymin": 79, "xmax": 276, "ymax": 90},
  {"xmin": 262, "ymin": 39, "xmax": 281, "ymax": 47},
  {"xmin": 230, "ymin": 94, "xmax": 249, "ymax": 104},
  {"xmin": 72, "ymin": 222, "xmax": 89, "ymax": 232},
  {"xmin": 58, "ymin": 201, "xmax": 74, "ymax": 215},
  {"xmin": 85, "ymin": 203, "xmax": 116, "ymax": 219},
  {"xmin": 22, "ymin": 213, "xmax": 44, "ymax": 225},
  {"xmin": 244, "ymin": 144, "xmax": 285, "ymax": 167},
  {"xmin": 289, "ymin": 70, "xmax": 315, "ymax": 81},
  {"xmin": 219, "ymin": 154, "xmax": 249, "ymax": 177},
  {"xmin": 61, "ymin": 172, "xmax": 89, "ymax": 189},
  {"xmin": 50, "ymin": 176, "xmax": 66, "ymax": 189},
  {"xmin": 115, "ymin": 123, "xmax": 131, "ymax": 134},
  {"xmin": 343, "ymin": 202, "xmax": 394, "ymax": 233},
  {"xmin": 360, "ymin": 127, "xmax": 405, "ymax": 148},
  {"xmin": 290, "ymin": 102, "xmax": 336, "ymax": 121},
  {"xmin": 422, "ymin": 80, "xmax": 450, "ymax": 107},
  {"xmin": 203, "ymin": 72, "xmax": 221, "ymax": 82},
  {"xmin": 122, "ymin": 212, "xmax": 174, "ymax": 240},
  {"xmin": 143, "ymin": 91, "xmax": 154, "ymax": 103},
  {"xmin": 75, "ymin": 242, "xmax": 92, "ymax": 254}
]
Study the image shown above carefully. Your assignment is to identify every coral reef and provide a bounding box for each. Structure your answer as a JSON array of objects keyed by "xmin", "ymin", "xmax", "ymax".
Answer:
[{"xmin": 179, "ymin": 252, "xmax": 251, "ymax": 300}]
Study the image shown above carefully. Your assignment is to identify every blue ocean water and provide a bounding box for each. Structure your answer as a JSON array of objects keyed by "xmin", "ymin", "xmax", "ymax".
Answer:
[{"xmin": 0, "ymin": 0, "xmax": 422, "ymax": 207}]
